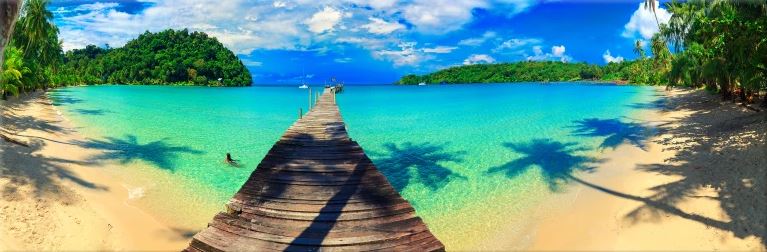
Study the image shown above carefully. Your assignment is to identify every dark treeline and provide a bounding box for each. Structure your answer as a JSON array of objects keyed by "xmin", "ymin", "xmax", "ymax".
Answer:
[
  {"xmin": 1, "ymin": 0, "xmax": 251, "ymax": 98},
  {"xmin": 400, "ymin": 1, "xmax": 767, "ymax": 106}
]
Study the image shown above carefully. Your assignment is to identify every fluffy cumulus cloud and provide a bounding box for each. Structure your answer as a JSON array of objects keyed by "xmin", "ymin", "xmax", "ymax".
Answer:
[
  {"xmin": 360, "ymin": 17, "xmax": 405, "ymax": 35},
  {"xmin": 402, "ymin": 0, "xmax": 489, "ymax": 34},
  {"xmin": 52, "ymin": 0, "xmax": 542, "ymax": 70},
  {"xmin": 551, "ymin": 45, "xmax": 565, "ymax": 57},
  {"xmin": 526, "ymin": 45, "xmax": 571, "ymax": 62},
  {"xmin": 55, "ymin": 0, "xmax": 317, "ymax": 53},
  {"xmin": 463, "ymin": 54, "xmax": 496, "ymax": 65},
  {"xmin": 305, "ymin": 6, "xmax": 346, "ymax": 34},
  {"xmin": 622, "ymin": 1, "xmax": 671, "ymax": 40},
  {"xmin": 602, "ymin": 50, "xmax": 624, "ymax": 63},
  {"xmin": 398, "ymin": 0, "xmax": 538, "ymax": 34}
]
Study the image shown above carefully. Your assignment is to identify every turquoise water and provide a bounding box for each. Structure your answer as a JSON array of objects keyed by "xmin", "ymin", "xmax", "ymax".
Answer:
[{"xmin": 50, "ymin": 83, "xmax": 659, "ymax": 249}]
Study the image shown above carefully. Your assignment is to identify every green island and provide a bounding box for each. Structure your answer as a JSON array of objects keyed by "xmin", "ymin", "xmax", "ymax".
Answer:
[
  {"xmin": 396, "ymin": 61, "xmax": 655, "ymax": 85},
  {"xmin": 400, "ymin": 0, "xmax": 766, "ymax": 105},
  {"xmin": 2, "ymin": 20, "xmax": 250, "ymax": 97},
  {"xmin": 56, "ymin": 29, "xmax": 252, "ymax": 86}
]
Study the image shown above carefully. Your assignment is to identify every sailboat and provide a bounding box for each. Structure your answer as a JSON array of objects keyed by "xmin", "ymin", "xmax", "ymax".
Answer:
[{"xmin": 298, "ymin": 69, "xmax": 308, "ymax": 88}]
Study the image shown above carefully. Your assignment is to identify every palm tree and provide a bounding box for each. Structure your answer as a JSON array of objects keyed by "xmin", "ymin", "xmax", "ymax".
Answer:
[
  {"xmin": 0, "ymin": 0, "xmax": 23, "ymax": 73},
  {"xmin": 644, "ymin": 0, "xmax": 660, "ymax": 28},
  {"xmin": 20, "ymin": 0, "xmax": 56, "ymax": 58},
  {"xmin": 633, "ymin": 40, "xmax": 646, "ymax": 59}
]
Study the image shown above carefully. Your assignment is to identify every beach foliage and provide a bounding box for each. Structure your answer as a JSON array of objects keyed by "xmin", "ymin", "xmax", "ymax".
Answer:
[{"xmin": 0, "ymin": 0, "xmax": 61, "ymax": 97}]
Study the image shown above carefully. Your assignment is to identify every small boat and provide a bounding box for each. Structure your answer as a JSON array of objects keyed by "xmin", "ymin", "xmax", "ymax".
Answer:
[
  {"xmin": 418, "ymin": 82, "xmax": 426, "ymax": 86},
  {"xmin": 299, "ymin": 84, "xmax": 308, "ymax": 89}
]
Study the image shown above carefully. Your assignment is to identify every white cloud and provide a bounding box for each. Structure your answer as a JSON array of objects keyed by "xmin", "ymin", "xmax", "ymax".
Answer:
[
  {"xmin": 335, "ymin": 36, "xmax": 393, "ymax": 50},
  {"xmin": 53, "ymin": 0, "xmax": 542, "ymax": 70},
  {"xmin": 401, "ymin": 0, "xmax": 537, "ymax": 33},
  {"xmin": 273, "ymin": 1, "xmax": 287, "ymax": 8},
  {"xmin": 348, "ymin": 0, "xmax": 399, "ymax": 10},
  {"xmin": 402, "ymin": 0, "xmax": 489, "ymax": 34},
  {"xmin": 493, "ymin": 37, "xmax": 540, "ymax": 52},
  {"xmin": 334, "ymin": 57, "xmax": 353, "ymax": 63},
  {"xmin": 602, "ymin": 50, "xmax": 624, "ymax": 63},
  {"xmin": 463, "ymin": 54, "xmax": 495, "ymax": 65},
  {"xmin": 73, "ymin": 2, "xmax": 120, "ymax": 12},
  {"xmin": 622, "ymin": 1, "xmax": 671, "ymax": 40},
  {"xmin": 422, "ymin": 46, "xmax": 457, "ymax": 54},
  {"xmin": 374, "ymin": 41, "xmax": 438, "ymax": 66},
  {"xmin": 360, "ymin": 17, "xmax": 405, "ymax": 35},
  {"xmin": 305, "ymin": 6, "xmax": 344, "ymax": 34},
  {"xmin": 242, "ymin": 59, "xmax": 263, "ymax": 67},
  {"xmin": 458, "ymin": 31, "xmax": 497, "ymax": 46},
  {"xmin": 526, "ymin": 45, "xmax": 571, "ymax": 62},
  {"xmin": 551, "ymin": 45, "xmax": 565, "ymax": 57}
]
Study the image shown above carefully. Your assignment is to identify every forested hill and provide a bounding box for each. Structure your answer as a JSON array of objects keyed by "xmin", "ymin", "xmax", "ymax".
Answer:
[
  {"xmin": 397, "ymin": 61, "xmax": 643, "ymax": 85},
  {"xmin": 55, "ymin": 29, "xmax": 252, "ymax": 86}
]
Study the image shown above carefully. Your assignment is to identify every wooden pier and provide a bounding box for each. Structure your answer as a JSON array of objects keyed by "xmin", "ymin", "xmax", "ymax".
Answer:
[{"xmin": 185, "ymin": 88, "xmax": 444, "ymax": 251}]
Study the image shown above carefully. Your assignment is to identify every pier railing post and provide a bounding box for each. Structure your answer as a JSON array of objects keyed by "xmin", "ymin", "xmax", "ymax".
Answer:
[
  {"xmin": 308, "ymin": 87, "xmax": 312, "ymax": 110},
  {"xmin": 299, "ymin": 108, "xmax": 302, "ymax": 119}
]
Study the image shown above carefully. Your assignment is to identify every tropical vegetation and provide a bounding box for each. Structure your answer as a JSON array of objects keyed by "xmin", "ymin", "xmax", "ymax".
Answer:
[
  {"xmin": 397, "ymin": 60, "xmax": 666, "ymax": 85},
  {"xmin": 0, "ymin": 0, "xmax": 251, "ymax": 99},
  {"xmin": 54, "ymin": 29, "xmax": 252, "ymax": 86},
  {"xmin": 400, "ymin": 0, "xmax": 767, "ymax": 106}
]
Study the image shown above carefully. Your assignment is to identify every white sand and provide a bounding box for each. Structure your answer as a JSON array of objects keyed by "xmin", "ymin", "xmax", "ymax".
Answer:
[{"xmin": 1, "ymin": 92, "xmax": 191, "ymax": 251}]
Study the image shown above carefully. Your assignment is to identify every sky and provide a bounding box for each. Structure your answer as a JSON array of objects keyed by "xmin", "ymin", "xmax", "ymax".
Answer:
[{"xmin": 48, "ymin": 0, "xmax": 672, "ymax": 84}]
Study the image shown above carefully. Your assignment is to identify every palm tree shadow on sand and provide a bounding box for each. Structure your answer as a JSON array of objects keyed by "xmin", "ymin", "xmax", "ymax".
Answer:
[
  {"xmin": 1, "ymin": 139, "xmax": 108, "ymax": 203},
  {"xmin": 369, "ymin": 142, "xmax": 466, "ymax": 192},
  {"xmin": 489, "ymin": 134, "xmax": 765, "ymax": 246},
  {"xmin": 71, "ymin": 134, "xmax": 204, "ymax": 172},
  {"xmin": 486, "ymin": 138, "xmax": 601, "ymax": 191},
  {"xmin": 570, "ymin": 118, "xmax": 656, "ymax": 151}
]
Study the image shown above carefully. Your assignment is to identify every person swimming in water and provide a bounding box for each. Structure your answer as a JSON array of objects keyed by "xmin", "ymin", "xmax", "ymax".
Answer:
[{"xmin": 225, "ymin": 153, "xmax": 239, "ymax": 166}]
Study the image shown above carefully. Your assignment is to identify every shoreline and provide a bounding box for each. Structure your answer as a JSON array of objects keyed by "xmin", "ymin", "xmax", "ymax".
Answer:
[
  {"xmin": 525, "ymin": 88, "xmax": 766, "ymax": 250},
  {"xmin": 2, "ymin": 87, "xmax": 764, "ymax": 250},
  {"xmin": 1, "ymin": 92, "xmax": 191, "ymax": 250}
]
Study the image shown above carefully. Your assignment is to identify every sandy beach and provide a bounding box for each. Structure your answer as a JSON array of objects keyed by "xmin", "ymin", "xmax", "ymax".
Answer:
[
  {"xmin": 1, "ymin": 88, "xmax": 765, "ymax": 250},
  {"xmin": 528, "ymin": 88, "xmax": 766, "ymax": 250},
  {"xmin": 0, "ymin": 92, "xmax": 192, "ymax": 251}
]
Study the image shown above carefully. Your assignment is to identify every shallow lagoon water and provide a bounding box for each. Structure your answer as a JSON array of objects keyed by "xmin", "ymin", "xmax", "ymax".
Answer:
[{"xmin": 51, "ymin": 83, "xmax": 659, "ymax": 249}]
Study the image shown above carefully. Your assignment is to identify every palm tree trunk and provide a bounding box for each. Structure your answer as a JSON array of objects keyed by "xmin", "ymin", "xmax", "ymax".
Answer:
[{"xmin": 0, "ymin": 0, "xmax": 23, "ymax": 72}]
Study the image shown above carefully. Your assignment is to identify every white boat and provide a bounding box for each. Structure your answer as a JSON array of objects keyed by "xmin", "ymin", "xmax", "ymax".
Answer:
[
  {"xmin": 299, "ymin": 84, "xmax": 308, "ymax": 89},
  {"xmin": 418, "ymin": 82, "xmax": 426, "ymax": 86}
]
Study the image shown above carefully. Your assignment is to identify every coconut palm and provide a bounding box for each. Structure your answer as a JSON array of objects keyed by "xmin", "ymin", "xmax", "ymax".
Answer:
[
  {"xmin": 633, "ymin": 40, "xmax": 645, "ymax": 59},
  {"xmin": 644, "ymin": 0, "xmax": 660, "ymax": 28},
  {"xmin": 20, "ymin": 0, "xmax": 56, "ymax": 57},
  {"xmin": 0, "ymin": 0, "xmax": 23, "ymax": 73}
]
